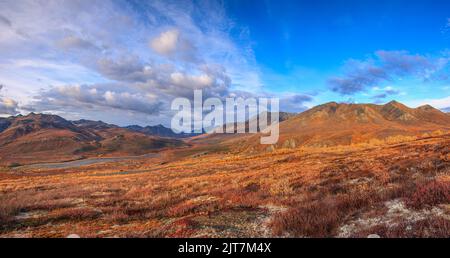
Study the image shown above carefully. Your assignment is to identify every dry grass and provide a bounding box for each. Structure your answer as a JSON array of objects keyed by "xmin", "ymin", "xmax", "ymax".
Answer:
[
  {"xmin": 0, "ymin": 134, "xmax": 448, "ymax": 237},
  {"xmin": 269, "ymin": 187, "xmax": 382, "ymax": 237}
]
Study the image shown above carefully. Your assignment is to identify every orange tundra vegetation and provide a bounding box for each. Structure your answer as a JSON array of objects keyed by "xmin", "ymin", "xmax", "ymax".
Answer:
[
  {"xmin": 0, "ymin": 101, "xmax": 449, "ymax": 237},
  {"xmin": 0, "ymin": 133, "xmax": 449, "ymax": 238}
]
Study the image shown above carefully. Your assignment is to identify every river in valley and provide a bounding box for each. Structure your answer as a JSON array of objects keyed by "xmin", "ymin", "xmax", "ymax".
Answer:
[{"xmin": 17, "ymin": 153, "xmax": 159, "ymax": 170}]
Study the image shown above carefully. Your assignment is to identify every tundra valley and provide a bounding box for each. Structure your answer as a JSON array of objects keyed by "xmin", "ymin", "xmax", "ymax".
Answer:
[{"xmin": 1, "ymin": 0, "xmax": 450, "ymax": 239}]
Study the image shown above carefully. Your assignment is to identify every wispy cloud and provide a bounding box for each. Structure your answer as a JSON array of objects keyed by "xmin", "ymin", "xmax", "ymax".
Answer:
[
  {"xmin": 0, "ymin": 15, "xmax": 12, "ymax": 27},
  {"xmin": 57, "ymin": 35, "xmax": 102, "ymax": 52},
  {"xmin": 0, "ymin": 0, "xmax": 263, "ymax": 125},
  {"xmin": 279, "ymin": 93, "xmax": 313, "ymax": 113},
  {"xmin": 329, "ymin": 50, "xmax": 449, "ymax": 95},
  {"xmin": 370, "ymin": 86, "xmax": 401, "ymax": 103}
]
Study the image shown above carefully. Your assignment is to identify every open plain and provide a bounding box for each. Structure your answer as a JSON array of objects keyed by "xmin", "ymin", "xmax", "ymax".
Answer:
[{"xmin": 1, "ymin": 132, "xmax": 448, "ymax": 237}]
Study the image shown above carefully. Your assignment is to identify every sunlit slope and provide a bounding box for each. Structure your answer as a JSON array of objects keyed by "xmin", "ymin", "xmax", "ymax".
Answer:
[{"xmin": 192, "ymin": 101, "xmax": 450, "ymax": 152}]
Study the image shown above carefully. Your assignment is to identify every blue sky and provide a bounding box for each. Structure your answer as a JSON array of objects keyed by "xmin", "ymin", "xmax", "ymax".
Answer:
[
  {"xmin": 0, "ymin": 0, "xmax": 449, "ymax": 125},
  {"xmin": 225, "ymin": 0, "xmax": 450, "ymax": 105}
]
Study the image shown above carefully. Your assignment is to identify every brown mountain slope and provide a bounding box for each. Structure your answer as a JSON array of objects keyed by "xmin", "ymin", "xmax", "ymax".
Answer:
[
  {"xmin": 192, "ymin": 101, "xmax": 450, "ymax": 152},
  {"xmin": 0, "ymin": 113, "xmax": 100, "ymax": 143},
  {"xmin": 0, "ymin": 114, "xmax": 185, "ymax": 165},
  {"xmin": 276, "ymin": 101, "xmax": 450, "ymax": 147},
  {"xmin": 0, "ymin": 114, "xmax": 101, "ymax": 164}
]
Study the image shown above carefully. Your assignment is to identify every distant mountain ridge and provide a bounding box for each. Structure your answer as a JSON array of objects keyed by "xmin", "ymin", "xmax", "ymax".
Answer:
[
  {"xmin": 70, "ymin": 119, "xmax": 198, "ymax": 138},
  {"xmin": 124, "ymin": 124, "xmax": 199, "ymax": 138},
  {"xmin": 72, "ymin": 119, "xmax": 118, "ymax": 130}
]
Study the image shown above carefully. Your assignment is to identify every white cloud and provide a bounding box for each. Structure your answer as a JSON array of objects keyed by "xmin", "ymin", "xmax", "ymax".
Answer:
[
  {"xmin": 0, "ymin": 85, "xmax": 19, "ymax": 115},
  {"xmin": 150, "ymin": 29, "xmax": 180, "ymax": 55},
  {"xmin": 406, "ymin": 95, "xmax": 450, "ymax": 111},
  {"xmin": 170, "ymin": 72, "xmax": 214, "ymax": 89},
  {"xmin": 0, "ymin": 97, "xmax": 19, "ymax": 115},
  {"xmin": 0, "ymin": 0, "xmax": 264, "ymax": 125}
]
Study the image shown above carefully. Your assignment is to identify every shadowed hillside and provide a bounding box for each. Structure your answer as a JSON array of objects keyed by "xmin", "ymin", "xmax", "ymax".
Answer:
[{"xmin": 0, "ymin": 114, "xmax": 185, "ymax": 166}]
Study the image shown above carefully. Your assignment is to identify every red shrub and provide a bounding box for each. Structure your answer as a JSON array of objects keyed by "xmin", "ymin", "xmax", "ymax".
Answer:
[
  {"xmin": 270, "ymin": 203, "xmax": 340, "ymax": 237},
  {"xmin": 407, "ymin": 180, "xmax": 450, "ymax": 209},
  {"xmin": 270, "ymin": 188, "xmax": 381, "ymax": 237}
]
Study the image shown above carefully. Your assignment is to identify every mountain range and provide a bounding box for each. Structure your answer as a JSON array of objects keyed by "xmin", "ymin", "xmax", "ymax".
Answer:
[
  {"xmin": 0, "ymin": 101, "xmax": 449, "ymax": 165},
  {"xmin": 192, "ymin": 101, "xmax": 450, "ymax": 151},
  {"xmin": 0, "ymin": 113, "xmax": 184, "ymax": 165}
]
